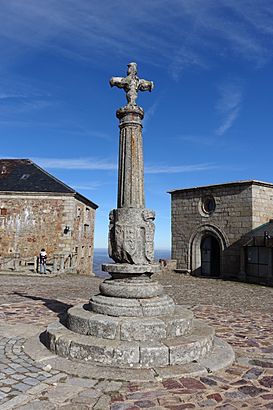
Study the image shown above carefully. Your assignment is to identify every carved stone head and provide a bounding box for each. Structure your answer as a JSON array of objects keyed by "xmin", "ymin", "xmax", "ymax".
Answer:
[{"xmin": 127, "ymin": 62, "xmax": 137, "ymax": 76}]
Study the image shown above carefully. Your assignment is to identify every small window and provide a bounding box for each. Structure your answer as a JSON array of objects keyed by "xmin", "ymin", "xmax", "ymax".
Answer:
[
  {"xmin": 20, "ymin": 174, "xmax": 30, "ymax": 180},
  {"xmin": 84, "ymin": 224, "xmax": 90, "ymax": 234},
  {"xmin": 1, "ymin": 166, "xmax": 7, "ymax": 175},
  {"xmin": 202, "ymin": 196, "xmax": 216, "ymax": 215},
  {"xmin": 0, "ymin": 208, "xmax": 7, "ymax": 216}
]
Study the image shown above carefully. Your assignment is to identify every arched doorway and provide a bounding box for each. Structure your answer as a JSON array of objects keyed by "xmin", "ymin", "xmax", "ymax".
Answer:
[
  {"xmin": 189, "ymin": 224, "xmax": 229, "ymax": 277},
  {"xmin": 201, "ymin": 235, "xmax": 220, "ymax": 277}
]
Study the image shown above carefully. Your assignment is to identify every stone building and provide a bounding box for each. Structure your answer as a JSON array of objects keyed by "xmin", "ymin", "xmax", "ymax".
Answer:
[
  {"xmin": 169, "ymin": 180, "xmax": 273, "ymax": 286},
  {"xmin": 0, "ymin": 159, "xmax": 98, "ymax": 275}
]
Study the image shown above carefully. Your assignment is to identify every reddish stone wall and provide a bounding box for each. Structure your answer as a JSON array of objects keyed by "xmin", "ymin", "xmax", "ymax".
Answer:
[{"xmin": 0, "ymin": 193, "xmax": 96, "ymax": 275}]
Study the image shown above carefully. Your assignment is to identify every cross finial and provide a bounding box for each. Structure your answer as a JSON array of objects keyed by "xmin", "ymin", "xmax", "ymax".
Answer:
[{"xmin": 110, "ymin": 62, "xmax": 154, "ymax": 106}]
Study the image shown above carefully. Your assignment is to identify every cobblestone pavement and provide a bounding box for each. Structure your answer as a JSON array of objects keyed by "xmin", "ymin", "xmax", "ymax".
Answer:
[{"xmin": 0, "ymin": 272, "xmax": 273, "ymax": 409}]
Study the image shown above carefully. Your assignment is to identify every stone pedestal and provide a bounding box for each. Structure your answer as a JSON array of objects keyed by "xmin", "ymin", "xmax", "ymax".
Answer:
[{"xmin": 45, "ymin": 63, "xmax": 234, "ymax": 377}]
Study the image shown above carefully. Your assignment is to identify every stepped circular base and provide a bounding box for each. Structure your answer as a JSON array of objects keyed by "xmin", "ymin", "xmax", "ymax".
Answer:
[
  {"xmin": 90, "ymin": 294, "xmax": 175, "ymax": 317},
  {"xmin": 46, "ymin": 315, "xmax": 215, "ymax": 368},
  {"xmin": 67, "ymin": 304, "xmax": 193, "ymax": 341},
  {"xmin": 100, "ymin": 278, "xmax": 164, "ymax": 299},
  {"xmin": 27, "ymin": 333, "xmax": 235, "ymax": 381}
]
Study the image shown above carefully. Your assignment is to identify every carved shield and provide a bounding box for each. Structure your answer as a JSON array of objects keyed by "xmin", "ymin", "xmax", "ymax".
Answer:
[
  {"xmin": 144, "ymin": 223, "xmax": 155, "ymax": 262},
  {"xmin": 124, "ymin": 225, "xmax": 137, "ymax": 256}
]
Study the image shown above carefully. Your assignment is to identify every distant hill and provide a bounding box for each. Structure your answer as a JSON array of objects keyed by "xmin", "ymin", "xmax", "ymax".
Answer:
[{"xmin": 93, "ymin": 248, "xmax": 171, "ymax": 277}]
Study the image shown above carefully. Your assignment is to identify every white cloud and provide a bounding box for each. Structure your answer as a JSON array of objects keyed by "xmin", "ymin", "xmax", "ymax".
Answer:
[
  {"xmin": 33, "ymin": 157, "xmax": 117, "ymax": 171},
  {"xmin": 215, "ymin": 82, "xmax": 243, "ymax": 136},
  {"xmin": 216, "ymin": 107, "xmax": 240, "ymax": 136},
  {"xmin": 0, "ymin": 1, "xmax": 272, "ymax": 76},
  {"xmin": 70, "ymin": 182, "xmax": 102, "ymax": 190},
  {"xmin": 169, "ymin": 46, "xmax": 207, "ymax": 81},
  {"xmin": 32, "ymin": 156, "xmax": 218, "ymax": 174},
  {"xmin": 143, "ymin": 102, "xmax": 158, "ymax": 129},
  {"xmin": 146, "ymin": 163, "xmax": 218, "ymax": 174}
]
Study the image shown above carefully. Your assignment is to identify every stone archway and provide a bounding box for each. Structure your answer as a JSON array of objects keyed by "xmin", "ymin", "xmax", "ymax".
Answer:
[
  {"xmin": 188, "ymin": 224, "xmax": 229, "ymax": 276},
  {"xmin": 201, "ymin": 235, "xmax": 221, "ymax": 277}
]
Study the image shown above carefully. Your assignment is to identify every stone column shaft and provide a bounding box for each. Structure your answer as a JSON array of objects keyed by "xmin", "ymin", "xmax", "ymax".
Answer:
[{"xmin": 117, "ymin": 106, "xmax": 145, "ymax": 209}]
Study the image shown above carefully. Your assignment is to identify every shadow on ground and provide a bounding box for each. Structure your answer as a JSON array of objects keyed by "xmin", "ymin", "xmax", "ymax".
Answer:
[{"xmin": 13, "ymin": 291, "xmax": 72, "ymax": 322}]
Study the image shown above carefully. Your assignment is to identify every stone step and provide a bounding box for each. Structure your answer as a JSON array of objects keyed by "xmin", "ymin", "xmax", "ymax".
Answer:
[
  {"xmin": 46, "ymin": 318, "xmax": 214, "ymax": 368},
  {"xmin": 90, "ymin": 293, "xmax": 176, "ymax": 317},
  {"xmin": 99, "ymin": 277, "xmax": 164, "ymax": 299},
  {"xmin": 67, "ymin": 304, "xmax": 194, "ymax": 341}
]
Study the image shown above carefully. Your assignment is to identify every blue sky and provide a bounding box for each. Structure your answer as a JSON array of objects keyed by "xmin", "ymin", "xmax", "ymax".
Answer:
[{"xmin": 1, "ymin": 0, "xmax": 273, "ymax": 249}]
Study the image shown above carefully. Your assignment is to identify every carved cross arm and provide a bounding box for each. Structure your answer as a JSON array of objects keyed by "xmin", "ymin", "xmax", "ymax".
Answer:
[
  {"xmin": 109, "ymin": 77, "xmax": 126, "ymax": 89},
  {"xmin": 138, "ymin": 79, "xmax": 154, "ymax": 92}
]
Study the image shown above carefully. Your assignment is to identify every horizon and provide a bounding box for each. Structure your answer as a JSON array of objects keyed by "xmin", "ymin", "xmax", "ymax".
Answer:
[{"xmin": 1, "ymin": 1, "xmax": 273, "ymax": 249}]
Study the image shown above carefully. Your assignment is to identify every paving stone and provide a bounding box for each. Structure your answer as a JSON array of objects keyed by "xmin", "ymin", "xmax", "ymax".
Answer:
[
  {"xmin": 61, "ymin": 405, "xmax": 90, "ymax": 410},
  {"xmin": 111, "ymin": 403, "xmax": 140, "ymax": 410},
  {"xmin": 1, "ymin": 387, "xmax": 11, "ymax": 393},
  {"xmin": 180, "ymin": 377, "xmax": 206, "ymax": 390},
  {"xmin": 261, "ymin": 394, "xmax": 273, "ymax": 400},
  {"xmin": 200, "ymin": 377, "xmax": 217, "ymax": 386},
  {"xmin": 71, "ymin": 395, "xmax": 98, "ymax": 406},
  {"xmin": 93, "ymin": 393, "xmax": 111, "ymax": 410},
  {"xmin": 2, "ymin": 378, "xmax": 17, "ymax": 385},
  {"xmin": 127, "ymin": 390, "xmax": 166, "ymax": 400},
  {"xmin": 17, "ymin": 401, "xmax": 56, "ymax": 409},
  {"xmin": 44, "ymin": 384, "xmax": 83, "ymax": 404},
  {"xmin": 1, "ymin": 273, "xmax": 273, "ymax": 410},
  {"xmin": 103, "ymin": 380, "xmax": 123, "ymax": 392},
  {"xmin": 238, "ymin": 384, "xmax": 268, "ymax": 397},
  {"xmin": 13, "ymin": 382, "xmax": 31, "ymax": 392},
  {"xmin": 78, "ymin": 389, "xmax": 101, "ymax": 399},
  {"xmin": 134, "ymin": 399, "xmax": 158, "ymax": 408},
  {"xmin": 259, "ymin": 376, "xmax": 273, "ymax": 388},
  {"xmin": 3, "ymin": 368, "xmax": 15, "ymax": 375},
  {"xmin": 23, "ymin": 378, "xmax": 40, "ymax": 386},
  {"xmin": 162, "ymin": 379, "xmax": 182, "ymax": 390},
  {"xmin": 65, "ymin": 376, "xmax": 97, "ymax": 388},
  {"xmin": 207, "ymin": 392, "xmax": 222, "ymax": 402}
]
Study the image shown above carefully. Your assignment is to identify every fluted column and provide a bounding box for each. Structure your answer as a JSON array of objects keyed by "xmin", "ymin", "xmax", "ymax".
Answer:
[{"xmin": 117, "ymin": 106, "xmax": 145, "ymax": 209}]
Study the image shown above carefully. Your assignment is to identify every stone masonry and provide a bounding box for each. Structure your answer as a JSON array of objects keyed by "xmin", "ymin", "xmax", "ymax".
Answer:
[
  {"xmin": 169, "ymin": 180, "xmax": 273, "ymax": 280},
  {"xmin": 0, "ymin": 160, "xmax": 98, "ymax": 275}
]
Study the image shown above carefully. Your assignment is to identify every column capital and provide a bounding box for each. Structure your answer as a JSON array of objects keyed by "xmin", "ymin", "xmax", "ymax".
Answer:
[{"xmin": 116, "ymin": 105, "xmax": 144, "ymax": 127}]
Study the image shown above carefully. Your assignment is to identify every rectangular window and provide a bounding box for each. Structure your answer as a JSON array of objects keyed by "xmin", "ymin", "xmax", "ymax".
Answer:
[
  {"xmin": 0, "ymin": 208, "xmax": 7, "ymax": 216},
  {"xmin": 84, "ymin": 224, "xmax": 90, "ymax": 234}
]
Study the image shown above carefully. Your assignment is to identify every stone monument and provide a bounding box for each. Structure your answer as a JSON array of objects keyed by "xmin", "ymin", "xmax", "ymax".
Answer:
[{"xmin": 45, "ymin": 63, "xmax": 234, "ymax": 378}]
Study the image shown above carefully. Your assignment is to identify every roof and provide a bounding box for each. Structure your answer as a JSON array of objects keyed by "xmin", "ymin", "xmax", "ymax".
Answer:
[
  {"xmin": 168, "ymin": 180, "xmax": 273, "ymax": 194},
  {"xmin": 0, "ymin": 159, "xmax": 98, "ymax": 209},
  {"xmin": 243, "ymin": 220, "xmax": 273, "ymax": 247}
]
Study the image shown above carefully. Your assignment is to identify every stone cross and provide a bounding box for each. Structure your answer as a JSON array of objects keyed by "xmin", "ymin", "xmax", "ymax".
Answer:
[
  {"xmin": 110, "ymin": 62, "xmax": 154, "ymax": 106},
  {"xmin": 106, "ymin": 63, "xmax": 156, "ymax": 266},
  {"xmin": 46, "ymin": 62, "xmax": 234, "ymax": 375}
]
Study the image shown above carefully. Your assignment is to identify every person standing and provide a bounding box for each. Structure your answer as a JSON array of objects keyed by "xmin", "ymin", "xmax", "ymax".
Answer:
[{"xmin": 39, "ymin": 248, "xmax": 47, "ymax": 274}]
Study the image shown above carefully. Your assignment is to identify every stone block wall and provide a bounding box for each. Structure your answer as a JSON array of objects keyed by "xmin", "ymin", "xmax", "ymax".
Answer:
[
  {"xmin": 170, "ymin": 183, "xmax": 254, "ymax": 277},
  {"xmin": 0, "ymin": 193, "xmax": 96, "ymax": 275},
  {"xmin": 170, "ymin": 181, "xmax": 273, "ymax": 280},
  {"xmin": 252, "ymin": 185, "xmax": 273, "ymax": 229}
]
